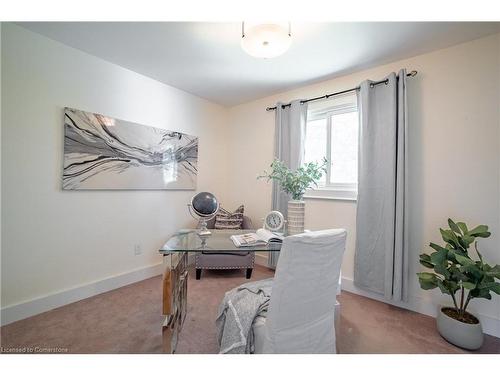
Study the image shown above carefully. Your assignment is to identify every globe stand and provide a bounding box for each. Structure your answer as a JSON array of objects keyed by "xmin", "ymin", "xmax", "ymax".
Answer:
[
  {"xmin": 197, "ymin": 218, "xmax": 211, "ymax": 237},
  {"xmin": 187, "ymin": 202, "xmax": 219, "ymax": 247},
  {"xmin": 197, "ymin": 218, "xmax": 212, "ymax": 247}
]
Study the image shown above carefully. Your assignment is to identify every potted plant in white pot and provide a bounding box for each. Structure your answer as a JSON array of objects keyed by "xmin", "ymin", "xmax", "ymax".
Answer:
[
  {"xmin": 417, "ymin": 219, "xmax": 500, "ymax": 350},
  {"xmin": 259, "ymin": 158, "xmax": 327, "ymax": 235}
]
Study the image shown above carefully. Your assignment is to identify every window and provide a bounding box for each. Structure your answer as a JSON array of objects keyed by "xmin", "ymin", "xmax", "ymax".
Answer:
[{"xmin": 303, "ymin": 93, "xmax": 359, "ymax": 200}]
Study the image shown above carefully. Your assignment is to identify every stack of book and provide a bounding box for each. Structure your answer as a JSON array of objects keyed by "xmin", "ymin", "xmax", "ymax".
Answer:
[{"xmin": 230, "ymin": 228, "xmax": 284, "ymax": 247}]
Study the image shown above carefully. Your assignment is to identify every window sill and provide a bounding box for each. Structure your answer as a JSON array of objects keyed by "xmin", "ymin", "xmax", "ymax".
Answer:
[{"xmin": 303, "ymin": 189, "xmax": 357, "ymax": 202}]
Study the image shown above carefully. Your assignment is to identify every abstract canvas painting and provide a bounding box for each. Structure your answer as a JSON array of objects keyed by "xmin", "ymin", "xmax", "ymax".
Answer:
[{"xmin": 63, "ymin": 108, "xmax": 198, "ymax": 190}]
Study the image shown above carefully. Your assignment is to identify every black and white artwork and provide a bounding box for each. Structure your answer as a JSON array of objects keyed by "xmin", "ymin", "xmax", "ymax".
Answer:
[{"xmin": 63, "ymin": 108, "xmax": 198, "ymax": 190}]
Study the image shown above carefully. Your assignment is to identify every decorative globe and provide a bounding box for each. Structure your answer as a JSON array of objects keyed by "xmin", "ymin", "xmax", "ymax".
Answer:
[{"xmin": 191, "ymin": 192, "xmax": 219, "ymax": 217}]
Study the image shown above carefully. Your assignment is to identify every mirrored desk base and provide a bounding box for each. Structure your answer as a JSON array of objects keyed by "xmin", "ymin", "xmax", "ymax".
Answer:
[{"xmin": 161, "ymin": 252, "xmax": 188, "ymax": 354}]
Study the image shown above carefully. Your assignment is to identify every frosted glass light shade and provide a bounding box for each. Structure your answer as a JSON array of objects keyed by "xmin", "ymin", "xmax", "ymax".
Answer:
[{"xmin": 241, "ymin": 23, "xmax": 292, "ymax": 58}]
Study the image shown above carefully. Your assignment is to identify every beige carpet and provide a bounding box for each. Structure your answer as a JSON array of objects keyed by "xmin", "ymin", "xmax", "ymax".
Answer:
[{"xmin": 1, "ymin": 265, "xmax": 499, "ymax": 354}]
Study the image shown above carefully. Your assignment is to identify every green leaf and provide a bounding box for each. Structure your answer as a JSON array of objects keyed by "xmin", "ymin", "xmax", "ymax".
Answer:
[
  {"xmin": 462, "ymin": 282, "xmax": 476, "ymax": 290},
  {"xmin": 482, "ymin": 275, "xmax": 494, "ymax": 284},
  {"xmin": 417, "ymin": 272, "xmax": 439, "ymax": 290},
  {"xmin": 479, "ymin": 282, "xmax": 500, "ymax": 295},
  {"xmin": 437, "ymin": 280, "xmax": 451, "ymax": 295},
  {"xmin": 419, "ymin": 281, "xmax": 438, "ymax": 290},
  {"xmin": 454, "ymin": 253, "xmax": 475, "ymax": 266},
  {"xmin": 420, "ymin": 260, "xmax": 434, "ymax": 269},
  {"xmin": 469, "ymin": 225, "xmax": 489, "ymax": 237},
  {"xmin": 446, "ymin": 249, "xmax": 459, "ymax": 262},
  {"xmin": 457, "ymin": 222, "xmax": 468, "ymax": 234},
  {"xmin": 444, "ymin": 280, "xmax": 459, "ymax": 293},
  {"xmin": 434, "ymin": 264, "xmax": 450, "ymax": 278},
  {"xmin": 419, "ymin": 254, "xmax": 434, "ymax": 268},
  {"xmin": 420, "ymin": 253, "xmax": 432, "ymax": 262},
  {"xmin": 462, "ymin": 235, "xmax": 475, "ymax": 247},
  {"xmin": 474, "ymin": 231, "xmax": 491, "ymax": 238},
  {"xmin": 429, "ymin": 242, "xmax": 447, "ymax": 253},
  {"xmin": 417, "ymin": 272, "xmax": 437, "ymax": 281},
  {"xmin": 470, "ymin": 286, "xmax": 492, "ymax": 299},
  {"xmin": 490, "ymin": 284, "xmax": 500, "ymax": 295},
  {"xmin": 449, "ymin": 265, "xmax": 464, "ymax": 281},
  {"xmin": 461, "ymin": 264, "xmax": 483, "ymax": 279},
  {"xmin": 440, "ymin": 229, "xmax": 461, "ymax": 249},
  {"xmin": 448, "ymin": 219, "xmax": 461, "ymax": 234},
  {"xmin": 457, "ymin": 236, "xmax": 469, "ymax": 250},
  {"xmin": 440, "ymin": 228, "xmax": 454, "ymax": 244},
  {"xmin": 430, "ymin": 249, "xmax": 448, "ymax": 265},
  {"xmin": 485, "ymin": 265, "xmax": 500, "ymax": 279}
]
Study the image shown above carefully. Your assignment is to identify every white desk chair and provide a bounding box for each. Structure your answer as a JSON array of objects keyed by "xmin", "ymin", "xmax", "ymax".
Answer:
[{"xmin": 252, "ymin": 229, "xmax": 347, "ymax": 353}]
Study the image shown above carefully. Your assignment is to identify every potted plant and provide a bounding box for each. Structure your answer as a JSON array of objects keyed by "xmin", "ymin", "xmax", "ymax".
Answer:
[
  {"xmin": 259, "ymin": 158, "xmax": 327, "ymax": 235},
  {"xmin": 417, "ymin": 219, "xmax": 500, "ymax": 350}
]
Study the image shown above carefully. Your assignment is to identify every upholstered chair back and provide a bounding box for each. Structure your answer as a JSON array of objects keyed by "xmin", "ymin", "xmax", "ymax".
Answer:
[{"xmin": 263, "ymin": 229, "xmax": 347, "ymax": 354}]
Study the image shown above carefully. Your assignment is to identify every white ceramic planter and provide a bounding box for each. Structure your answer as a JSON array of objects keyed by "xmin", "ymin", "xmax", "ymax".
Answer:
[
  {"xmin": 436, "ymin": 306, "xmax": 483, "ymax": 350},
  {"xmin": 287, "ymin": 200, "xmax": 305, "ymax": 236}
]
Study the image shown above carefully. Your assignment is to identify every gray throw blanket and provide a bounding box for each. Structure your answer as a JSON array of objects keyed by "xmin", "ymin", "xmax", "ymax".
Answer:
[{"xmin": 215, "ymin": 278, "xmax": 273, "ymax": 354}]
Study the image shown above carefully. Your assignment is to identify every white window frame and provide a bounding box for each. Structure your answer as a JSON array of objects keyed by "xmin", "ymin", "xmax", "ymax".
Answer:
[{"xmin": 303, "ymin": 102, "xmax": 359, "ymax": 201}]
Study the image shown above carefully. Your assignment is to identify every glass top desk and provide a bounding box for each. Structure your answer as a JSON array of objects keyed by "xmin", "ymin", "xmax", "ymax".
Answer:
[
  {"xmin": 159, "ymin": 229, "xmax": 282, "ymax": 254},
  {"xmin": 158, "ymin": 229, "xmax": 281, "ymax": 353}
]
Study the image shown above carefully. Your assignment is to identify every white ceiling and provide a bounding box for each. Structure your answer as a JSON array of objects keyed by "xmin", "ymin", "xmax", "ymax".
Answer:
[{"xmin": 18, "ymin": 22, "xmax": 500, "ymax": 106}]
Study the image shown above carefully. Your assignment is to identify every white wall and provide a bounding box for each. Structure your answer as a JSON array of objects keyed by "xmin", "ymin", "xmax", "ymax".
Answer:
[
  {"xmin": 1, "ymin": 24, "xmax": 229, "ymax": 313},
  {"xmin": 2, "ymin": 24, "xmax": 499, "ymax": 337},
  {"xmin": 226, "ymin": 33, "xmax": 500, "ymax": 336}
]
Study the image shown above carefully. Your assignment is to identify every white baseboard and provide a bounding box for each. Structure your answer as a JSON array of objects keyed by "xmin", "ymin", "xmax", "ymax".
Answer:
[
  {"xmin": 341, "ymin": 276, "xmax": 500, "ymax": 338},
  {"xmin": 0, "ymin": 263, "xmax": 163, "ymax": 326}
]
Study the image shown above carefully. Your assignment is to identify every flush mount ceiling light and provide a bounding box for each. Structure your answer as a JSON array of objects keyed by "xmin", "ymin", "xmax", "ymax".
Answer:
[{"xmin": 241, "ymin": 22, "xmax": 292, "ymax": 59}]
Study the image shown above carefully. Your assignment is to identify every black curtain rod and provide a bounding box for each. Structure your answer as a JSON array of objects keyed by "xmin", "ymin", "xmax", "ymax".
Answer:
[{"xmin": 266, "ymin": 70, "xmax": 417, "ymax": 111}]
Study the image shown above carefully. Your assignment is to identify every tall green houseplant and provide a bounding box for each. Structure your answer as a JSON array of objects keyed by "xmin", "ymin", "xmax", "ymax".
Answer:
[
  {"xmin": 259, "ymin": 158, "xmax": 328, "ymax": 236},
  {"xmin": 417, "ymin": 219, "xmax": 500, "ymax": 322},
  {"xmin": 258, "ymin": 158, "xmax": 328, "ymax": 200}
]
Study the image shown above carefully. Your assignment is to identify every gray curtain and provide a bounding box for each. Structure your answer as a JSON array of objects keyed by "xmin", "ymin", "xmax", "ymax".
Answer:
[
  {"xmin": 268, "ymin": 99, "xmax": 307, "ymax": 268},
  {"xmin": 354, "ymin": 69, "xmax": 409, "ymax": 302}
]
